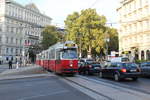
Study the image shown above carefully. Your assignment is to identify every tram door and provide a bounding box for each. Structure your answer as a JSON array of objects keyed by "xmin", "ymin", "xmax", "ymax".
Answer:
[{"xmin": 56, "ymin": 51, "xmax": 62, "ymax": 73}]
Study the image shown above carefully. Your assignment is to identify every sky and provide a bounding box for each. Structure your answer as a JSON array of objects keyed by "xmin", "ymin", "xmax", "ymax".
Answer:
[{"xmin": 15, "ymin": 0, "xmax": 120, "ymax": 28}]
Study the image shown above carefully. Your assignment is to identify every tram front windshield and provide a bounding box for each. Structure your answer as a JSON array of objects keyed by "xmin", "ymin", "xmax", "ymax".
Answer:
[{"xmin": 62, "ymin": 49, "xmax": 78, "ymax": 59}]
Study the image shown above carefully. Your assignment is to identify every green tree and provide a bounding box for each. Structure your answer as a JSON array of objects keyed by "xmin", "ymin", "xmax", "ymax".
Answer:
[
  {"xmin": 107, "ymin": 27, "xmax": 119, "ymax": 54},
  {"xmin": 41, "ymin": 25, "xmax": 62, "ymax": 50},
  {"xmin": 65, "ymin": 8, "xmax": 107, "ymax": 58},
  {"xmin": 65, "ymin": 12, "xmax": 80, "ymax": 41}
]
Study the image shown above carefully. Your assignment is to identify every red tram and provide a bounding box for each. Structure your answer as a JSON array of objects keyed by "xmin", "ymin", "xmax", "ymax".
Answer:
[{"xmin": 36, "ymin": 41, "xmax": 78, "ymax": 75}]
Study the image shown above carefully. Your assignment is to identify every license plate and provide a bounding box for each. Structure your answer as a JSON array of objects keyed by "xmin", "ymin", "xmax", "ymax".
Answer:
[
  {"xmin": 94, "ymin": 67, "xmax": 100, "ymax": 69},
  {"xmin": 130, "ymin": 69, "xmax": 136, "ymax": 72}
]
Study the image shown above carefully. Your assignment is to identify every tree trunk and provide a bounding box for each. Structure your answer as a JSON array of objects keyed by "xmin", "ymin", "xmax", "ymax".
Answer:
[{"xmin": 87, "ymin": 45, "xmax": 92, "ymax": 58}]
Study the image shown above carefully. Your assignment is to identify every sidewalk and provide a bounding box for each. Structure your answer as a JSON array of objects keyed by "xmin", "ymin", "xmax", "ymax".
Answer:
[{"xmin": 0, "ymin": 65, "xmax": 48, "ymax": 77}]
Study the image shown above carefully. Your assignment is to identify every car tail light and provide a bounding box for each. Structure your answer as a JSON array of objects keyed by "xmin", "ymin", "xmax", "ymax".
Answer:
[
  {"xmin": 121, "ymin": 69, "xmax": 126, "ymax": 73},
  {"xmin": 89, "ymin": 65, "xmax": 92, "ymax": 68}
]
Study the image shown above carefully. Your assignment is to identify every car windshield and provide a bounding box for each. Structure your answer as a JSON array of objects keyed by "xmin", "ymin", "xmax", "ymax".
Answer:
[{"xmin": 62, "ymin": 49, "xmax": 78, "ymax": 59}]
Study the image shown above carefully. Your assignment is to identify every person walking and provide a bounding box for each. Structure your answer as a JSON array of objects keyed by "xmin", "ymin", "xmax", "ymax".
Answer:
[
  {"xmin": 16, "ymin": 61, "xmax": 19, "ymax": 69},
  {"xmin": 8, "ymin": 60, "xmax": 13, "ymax": 69}
]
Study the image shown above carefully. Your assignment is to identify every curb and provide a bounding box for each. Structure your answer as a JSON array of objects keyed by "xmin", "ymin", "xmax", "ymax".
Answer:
[
  {"xmin": 0, "ymin": 65, "xmax": 46, "ymax": 76},
  {"xmin": 0, "ymin": 73, "xmax": 55, "ymax": 81}
]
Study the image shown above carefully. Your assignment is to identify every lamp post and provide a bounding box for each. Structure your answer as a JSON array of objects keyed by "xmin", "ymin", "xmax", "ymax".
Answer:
[{"xmin": 105, "ymin": 38, "xmax": 110, "ymax": 60}]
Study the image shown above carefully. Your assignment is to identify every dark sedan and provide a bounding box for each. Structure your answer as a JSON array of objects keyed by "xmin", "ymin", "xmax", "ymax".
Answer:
[
  {"xmin": 140, "ymin": 62, "xmax": 150, "ymax": 77},
  {"xmin": 78, "ymin": 62, "xmax": 101, "ymax": 75},
  {"xmin": 99, "ymin": 62, "xmax": 141, "ymax": 81}
]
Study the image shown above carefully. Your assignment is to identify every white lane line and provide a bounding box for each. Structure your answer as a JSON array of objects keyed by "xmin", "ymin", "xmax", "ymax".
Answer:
[{"xmin": 18, "ymin": 90, "xmax": 69, "ymax": 100}]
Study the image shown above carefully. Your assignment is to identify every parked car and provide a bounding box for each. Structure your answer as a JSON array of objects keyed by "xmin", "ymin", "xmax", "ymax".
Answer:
[
  {"xmin": 78, "ymin": 62, "xmax": 101, "ymax": 75},
  {"xmin": 140, "ymin": 62, "xmax": 150, "ymax": 77},
  {"xmin": 99, "ymin": 62, "xmax": 141, "ymax": 81}
]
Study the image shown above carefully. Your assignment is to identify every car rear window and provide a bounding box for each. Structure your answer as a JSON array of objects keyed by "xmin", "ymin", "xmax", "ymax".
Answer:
[
  {"xmin": 121, "ymin": 58, "xmax": 129, "ymax": 62},
  {"xmin": 123, "ymin": 63, "xmax": 138, "ymax": 67},
  {"xmin": 143, "ymin": 62, "xmax": 150, "ymax": 67},
  {"xmin": 111, "ymin": 63, "xmax": 137, "ymax": 68},
  {"xmin": 92, "ymin": 64, "xmax": 101, "ymax": 67}
]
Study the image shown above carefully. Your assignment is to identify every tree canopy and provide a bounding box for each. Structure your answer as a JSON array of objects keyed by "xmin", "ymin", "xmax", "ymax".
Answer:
[
  {"xmin": 41, "ymin": 25, "xmax": 63, "ymax": 50},
  {"xmin": 65, "ymin": 8, "xmax": 118, "ymax": 58}
]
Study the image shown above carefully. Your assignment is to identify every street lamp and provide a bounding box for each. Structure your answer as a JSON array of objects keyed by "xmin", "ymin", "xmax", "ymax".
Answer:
[{"xmin": 105, "ymin": 38, "xmax": 110, "ymax": 60}]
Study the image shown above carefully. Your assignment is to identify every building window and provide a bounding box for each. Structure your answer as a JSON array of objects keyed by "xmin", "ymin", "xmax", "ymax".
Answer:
[
  {"xmin": 146, "ymin": 50, "xmax": 150, "ymax": 60},
  {"xmin": 0, "ymin": 47, "xmax": 1, "ymax": 54},
  {"xmin": 6, "ymin": 48, "xmax": 9, "ymax": 53},
  {"xmin": 141, "ymin": 51, "xmax": 144, "ymax": 60},
  {"xmin": 20, "ymin": 49, "xmax": 22, "ymax": 54},
  {"xmin": 20, "ymin": 39, "xmax": 22, "ymax": 45},
  {"xmin": 6, "ymin": 57, "xmax": 9, "ymax": 61},
  {"xmin": 11, "ymin": 27, "xmax": 13, "ymax": 33},
  {"xmin": 0, "ymin": 26, "xmax": 2, "ymax": 31},
  {"xmin": 11, "ymin": 37, "xmax": 13, "ymax": 43},
  {"xmin": 0, "ymin": 37, "xmax": 1, "ymax": 43},
  {"xmin": 6, "ymin": 37, "xmax": 9, "ymax": 43},
  {"xmin": 16, "ymin": 39, "xmax": 18, "ymax": 44},
  {"xmin": 11, "ymin": 48, "xmax": 13, "ymax": 53},
  {"xmin": 16, "ymin": 48, "xmax": 18, "ymax": 55}
]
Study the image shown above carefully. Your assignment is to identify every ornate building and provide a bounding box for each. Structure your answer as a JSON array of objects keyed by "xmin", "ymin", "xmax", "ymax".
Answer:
[
  {"xmin": 0, "ymin": 0, "xmax": 51, "ymax": 63},
  {"xmin": 117, "ymin": 0, "xmax": 150, "ymax": 60}
]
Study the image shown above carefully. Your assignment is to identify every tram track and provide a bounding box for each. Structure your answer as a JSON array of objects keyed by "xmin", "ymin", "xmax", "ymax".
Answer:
[
  {"xmin": 79, "ymin": 75, "xmax": 150, "ymax": 95},
  {"xmin": 57, "ymin": 74, "xmax": 150, "ymax": 100},
  {"xmin": 45, "ymin": 71, "xmax": 150, "ymax": 100},
  {"xmin": 63, "ymin": 76, "xmax": 114, "ymax": 100}
]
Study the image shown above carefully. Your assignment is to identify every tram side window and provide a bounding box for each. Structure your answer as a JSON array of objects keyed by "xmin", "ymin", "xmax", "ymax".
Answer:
[
  {"xmin": 56, "ymin": 51, "xmax": 60, "ymax": 60},
  {"xmin": 49, "ymin": 53, "xmax": 51, "ymax": 60},
  {"xmin": 49, "ymin": 50, "xmax": 52, "ymax": 60},
  {"xmin": 51, "ymin": 49, "xmax": 55, "ymax": 59},
  {"xmin": 46, "ymin": 52, "xmax": 49, "ymax": 60}
]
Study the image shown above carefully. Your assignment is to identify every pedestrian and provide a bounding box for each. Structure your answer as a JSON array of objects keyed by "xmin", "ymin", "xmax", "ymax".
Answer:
[
  {"xmin": 16, "ymin": 61, "xmax": 19, "ymax": 69},
  {"xmin": 8, "ymin": 60, "xmax": 12, "ymax": 69}
]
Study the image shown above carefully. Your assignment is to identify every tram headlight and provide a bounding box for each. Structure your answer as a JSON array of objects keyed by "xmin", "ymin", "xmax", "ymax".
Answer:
[{"xmin": 70, "ymin": 64, "xmax": 73, "ymax": 67}]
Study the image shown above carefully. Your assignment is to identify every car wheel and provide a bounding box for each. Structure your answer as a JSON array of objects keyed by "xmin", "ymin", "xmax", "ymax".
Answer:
[
  {"xmin": 132, "ymin": 77, "xmax": 138, "ymax": 81},
  {"xmin": 85, "ymin": 71, "xmax": 89, "ymax": 75},
  {"xmin": 78, "ymin": 72, "xmax": 82, "ymax": 75},
  {"xmin": 99, "ymin": 72, "xmax": 103, "ymax": 78},
  {"xmin": 114, "ymin": 74, "xmax": 120, "ymax": 81}
]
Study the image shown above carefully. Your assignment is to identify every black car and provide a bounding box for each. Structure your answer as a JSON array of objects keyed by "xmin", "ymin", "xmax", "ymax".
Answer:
[
  {"xmin": 99, "ymin": 62, "xmax": 141, "ymax": 81},
  {"xmin": 78, "ymin": 62, "xmax": 101, "ymax": 75},
  {"xmin": 140, "ymin": 62, "xmax": 150, "ymax": 77}
]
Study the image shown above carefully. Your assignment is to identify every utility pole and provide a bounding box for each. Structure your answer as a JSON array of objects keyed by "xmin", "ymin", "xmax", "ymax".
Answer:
[
  {"xmin": 104, "ymin": 29, "xmax": 110, "ymax": 61},
  {"xmin": 79, "ymin": 36, "xmax": 82, "ymax": 58}
]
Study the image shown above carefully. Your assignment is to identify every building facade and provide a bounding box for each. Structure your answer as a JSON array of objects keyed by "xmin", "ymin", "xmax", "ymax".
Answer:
[
  {"xmin": 117, "ymin": 0, "xmax": 150, "ymax": 60},
  {"xmin": 0, "ymin": 0, "xmax": 51, "ymax": 63}
]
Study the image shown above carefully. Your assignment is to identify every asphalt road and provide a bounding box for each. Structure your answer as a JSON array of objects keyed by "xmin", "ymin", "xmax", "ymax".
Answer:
[
  {"xmin": 0, "ymin": 76, "xmax": 95, "ymax": 100},
  {"xmin": 81, "ymin": 75, "xmax": 150, "ymax": 94}
]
